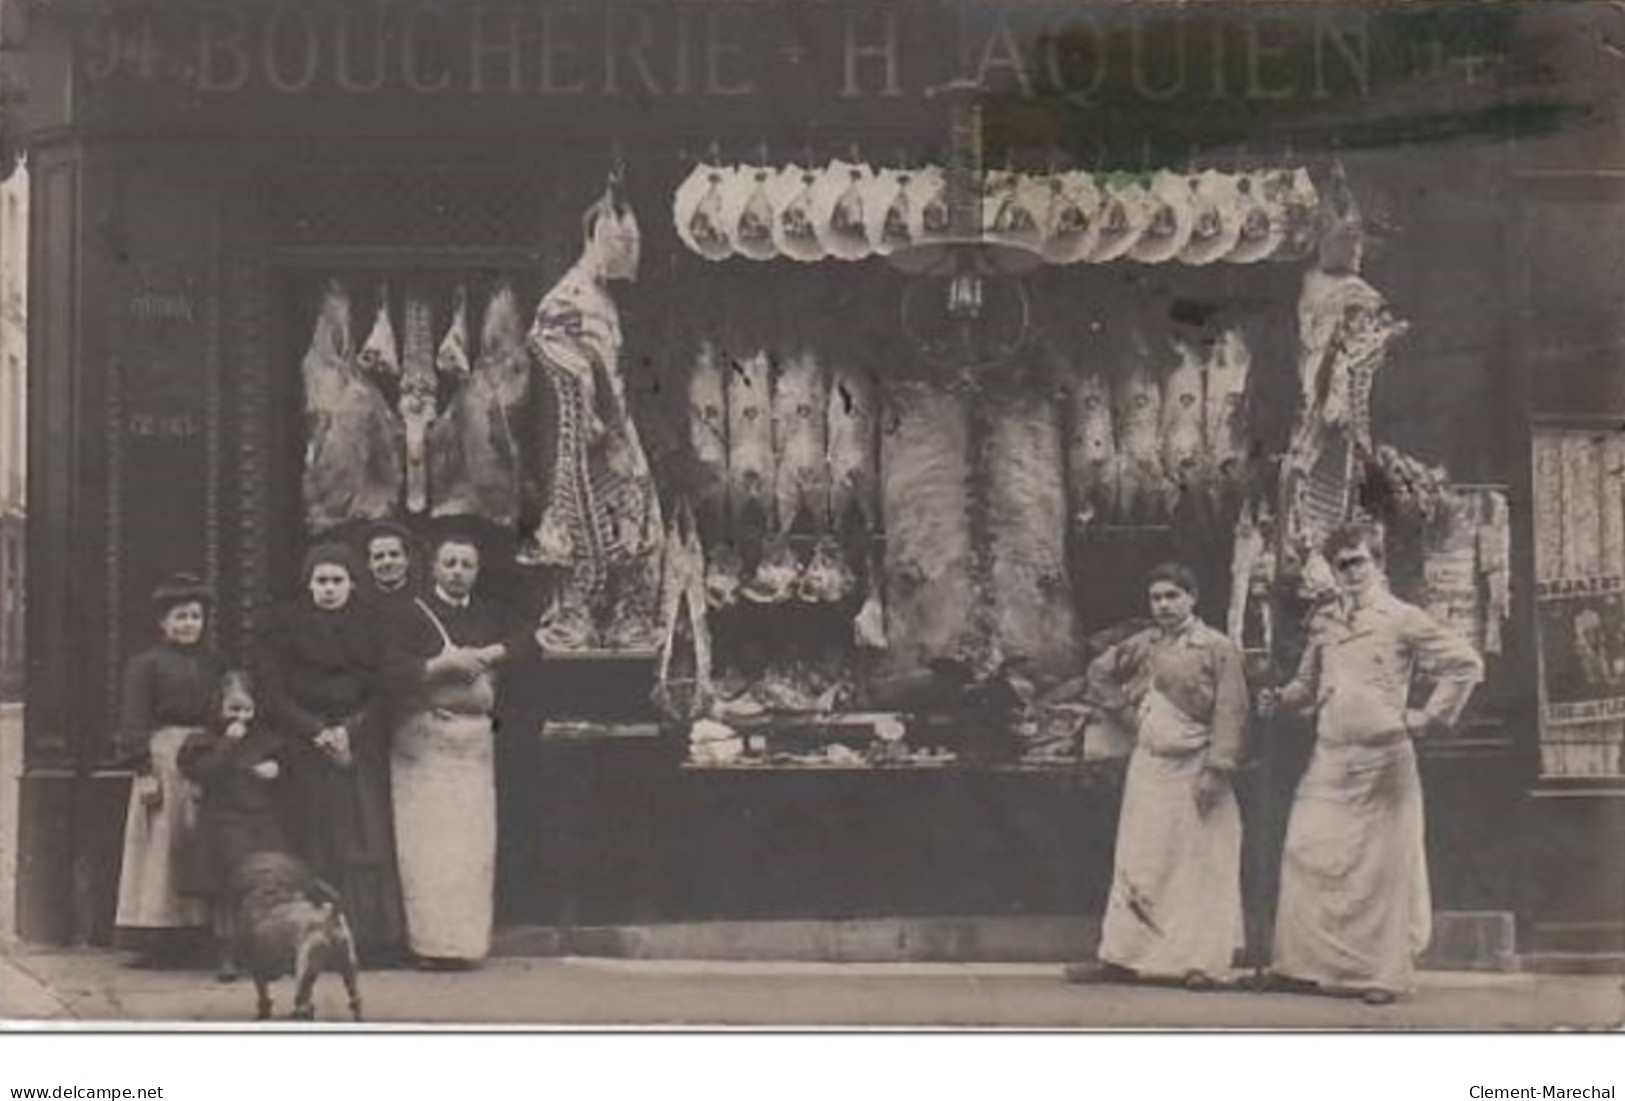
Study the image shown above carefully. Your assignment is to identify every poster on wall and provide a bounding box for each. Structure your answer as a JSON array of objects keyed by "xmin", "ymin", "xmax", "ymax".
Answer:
[{"xmin": 1537, "ymin": 576, "xmax": 1625, "ymax": 725}]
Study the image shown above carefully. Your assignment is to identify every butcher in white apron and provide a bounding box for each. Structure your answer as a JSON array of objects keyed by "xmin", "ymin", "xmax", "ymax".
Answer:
[
  {"xmin": 1066, "ymin": 562, "xmax": 1250, "ymax": 989},
  {"xmin": 386, "ymin": 534, "xmax": 536, "ymax": 967},
  {"xmin": 1262, "ymin": 522, "xmax": 1482, "ymax": 1004}
]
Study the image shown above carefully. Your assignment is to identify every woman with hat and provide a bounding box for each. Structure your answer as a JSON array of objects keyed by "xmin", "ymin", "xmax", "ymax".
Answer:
[
  {"xmin": 113, "ymin": 573, "xmax": 222, "ymax": 966},
  {"xmin": 259, "ymin": 542, "xmax": 406, "ymax": 964}
]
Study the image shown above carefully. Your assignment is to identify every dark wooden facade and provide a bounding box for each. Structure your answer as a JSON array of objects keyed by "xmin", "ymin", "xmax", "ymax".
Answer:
[{"xmin": 9, "ymin": 0, "xmax": 1624, "ymax": 960}]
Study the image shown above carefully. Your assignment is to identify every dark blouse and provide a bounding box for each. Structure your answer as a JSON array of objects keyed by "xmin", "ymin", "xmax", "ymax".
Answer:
[
  {"xmin": 115, "ymin": 643, "xmax": 224, "ymax": 768},
  {"xmin": 177, "ymin": 720, "xmax": 285, "ymax": 819},
  {"xmin": 259, "ymin": 600, "xmax": 386, "ymax": 743}
]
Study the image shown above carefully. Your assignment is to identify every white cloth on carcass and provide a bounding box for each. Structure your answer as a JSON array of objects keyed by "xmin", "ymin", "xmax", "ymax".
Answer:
[
  {"xmin": 879, "ymin": 383, "xmax": 975, "ymax": 676},
  {"xmin": 1087, "ymin": 178, "xmax": 1154, "ymax": 262},
  {"xmin": 985, "ymin": 170, "xmax": 1048, "ymax": 252},
  {"xmin": 827, "ymin": 362, "xmax": 880, "ymax": 538},
  {"xmin": 1229, "ymin": 171, "xmax": 1286, "ymax": 264},
  {"xmin": 655, "ymin": 501, "xmax": 714, "ymax": 720},
  {"xmin": 810, "ymin": 159, "xmax": 876, "ymax": 261},
  {"xmin": 674, "ymin": 163, "xmax": 736, "ymax": 261},
  {"xmin": 687, "ymin": 340, "xmax": 731, "ymax": 544},
  {"xmin": 1178, "ymin": 170, "xmax": 1245, "ymax": 266},
  {"xmin": 1039, "ymin": 170, "xmax": 1102, "ymax": 264},
  {"xmin": 727, "ymin": 350, "xmax": 776, "ymax": 556},
  {"xmin": 1129, "ymin": 170, "xmax": 1196, "ymax": 264},
  {"xmin": 400, "ymin": 289, "xmax": 439, "ymax": 515},
  {"xmin": 863, "ymin": 167, "xmax": 915, "ymax": 256},
  {"xmin": 301, "ymin": 281, "xmax": 404, "ymax": 532},
  {"xmin": 429, "ymin": 284, "xmax": 529, "ymax": 524},
  {"xmin": 773, "ymin": 165, "xmax": 826, "ymax": 263},
  {"xmin": 987, "ymin": 392, "xmax": 1078, "ymax": 683},
  {"xmin": 907, "ymin": 165, "xmax": 950, "ymax": 242},
  {"xmin": 772, "ymin": 348, "xmax": 831, "ymax": 533},
  {"xmin": 358, "ymin": 286, "xmax": 401, "ymax": 377},
  {"xmin": 732, "ymin": 166, "xmax": 779, "ymax": 262},
  {"xmin": 1272, "ymin": 168, "xmax": 1322, "ymax": 263}
]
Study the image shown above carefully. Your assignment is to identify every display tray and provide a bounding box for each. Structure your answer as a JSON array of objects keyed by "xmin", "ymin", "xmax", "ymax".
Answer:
[
  {"xmin": 539, "ymin": 720, "xmax": 664, "ymax": 741},
  {"xmin": 678, "ymin": 758, "xmax": 1094, "ymax": 773}
]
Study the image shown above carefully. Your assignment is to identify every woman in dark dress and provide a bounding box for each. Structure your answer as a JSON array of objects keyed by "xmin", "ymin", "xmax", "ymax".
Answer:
[{"xmin": 259, "ymin": 542, "xmax": 406, "ymax": 963}]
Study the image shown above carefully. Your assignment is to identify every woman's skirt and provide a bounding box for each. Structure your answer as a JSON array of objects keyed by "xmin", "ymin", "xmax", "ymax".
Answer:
[
  {"xmin": 391, "ymin": 708, "xmax": 497, "ymax": 961},
  {"xmin": 115, "ymin": 726, "xmax": 209, "ymax": 930},
  {"xmin": 1272, "ymin": 738, "xmax": 1431, "ymax": 993},
  {"xmin": 1098, "ymin": 747, "xmax": 1244, "ymax": 978}
]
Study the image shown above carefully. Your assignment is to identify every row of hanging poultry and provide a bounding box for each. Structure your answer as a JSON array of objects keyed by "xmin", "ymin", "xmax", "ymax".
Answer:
[{"xmin": 675, "ymin": 160, "xmax": 1323, "ymax": 266}]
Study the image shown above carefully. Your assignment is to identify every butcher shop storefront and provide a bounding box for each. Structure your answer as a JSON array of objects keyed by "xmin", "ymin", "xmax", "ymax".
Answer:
[{"xmin": 9, "ymin": 0, "xmax": 1625, "ymax": 965}]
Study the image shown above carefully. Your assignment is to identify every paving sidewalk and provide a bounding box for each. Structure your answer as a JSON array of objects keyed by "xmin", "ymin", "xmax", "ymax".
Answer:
[{"xmin": 2, "ymin": 947, "xmax": 1621, "ymax": 1029}]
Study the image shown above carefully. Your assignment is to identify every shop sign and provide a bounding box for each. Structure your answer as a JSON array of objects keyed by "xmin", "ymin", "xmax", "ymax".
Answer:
[{"xmin": 72, "ymin": 2, "xmax": 1509, "ymax": 109}]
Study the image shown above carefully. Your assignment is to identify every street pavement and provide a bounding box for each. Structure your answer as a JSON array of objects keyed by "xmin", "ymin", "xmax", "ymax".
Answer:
[{"xmin": 2, "ymin": 948, "xmax": 1621, "ymax": 1029}]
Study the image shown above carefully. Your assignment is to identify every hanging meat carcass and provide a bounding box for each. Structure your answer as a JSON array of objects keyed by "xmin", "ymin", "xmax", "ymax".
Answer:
[
  {"xmin": 772, "ymin": 347, "xmax": 831, "ymax": 534},
  {"xmin": 527, "ymin": 174, "xmax": 664, "ymax": 651},
  {"xmin": 674, "ymin": 162, "xmax": 735, "ymax": 261},
  {"xmin": 1129, "ymin": 170, "xmax": 1196, "ymax": 265},
  {"xmin": 654, "ymin": 500, "xmax": 714, "ymax": 720},
  {"xmin": 1204, "ymin": 326, "xmax": 1253, "ymax": 516},
  {"xmin": 399, "ymin": 288, "xmax": 439, "ymax": 515},
  {"xmin": 436, "ymin": 284, "xmax": 472, "ymax": 379},
  {"xmin": 358, "ymin": 284, "xmax": 401, "ymax": 378},
  {"xmin": 733, "ymin": 166, "xmax": 778, "ymax": 262},
  {"xmin": 687, "ymin": 339, "xmax": 731, "ymax": 545},
  {"xmin": 827, "ymin": 363, "xmax": 880, "ymax": 540},
  {"xmin": 1113, "ymin": 320, "xmax": 1170, "ymax": 524},
  {"xmin": 1160, "ymin": 336, "xmax": 1207, "ymax": 515},
  {"xmin": 301, "ymin": 281, "xmax": 405, "ymax": 533},
  {"xmin": 429, "ymin": 283, "xmax": 529, "ymax": 525},
  {"xmin": 773, "ymin": 164, "xmax": 826, "ymax": 263},
  {"xmin": 879, "ymin": 382, "xmax": 975, "ymax": 675},
  {"xmin": 1063, "ymin": 365, "xmax": 1118, "ymax": 529},
  {"xmin": 987, "ymin": 390, "xmax": 1078, "ymax": 682},
  {"xmin": 727, "ymin": 349, "xmax": 775, "ymax": 569}
]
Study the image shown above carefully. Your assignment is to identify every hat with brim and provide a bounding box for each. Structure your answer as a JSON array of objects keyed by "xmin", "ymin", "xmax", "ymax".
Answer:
[
  {"xmin": 1085, "ymin": 178, "xmax": 1153, "ymax": 263},
  {"xmin": 1129, "ymin": 170, "xmax": 1197, "ymax": 264},
  {"xmin": 150, "ymin": 572, "xmax": 213, "ymax": 613},
  {"xmin": 673, "ymin": 163, "xmax": 736, "ymax": 262},
  {"xmin": 1041, "ymin": 170, "xmax": 1103, "ymax": 265},
  {"xmin": 772, "ymin": 166, "xmax": 826, "ymax": 263},
  {"xmin": 1179, "ymin": 170, "xmax": 1245, "ymax": 266},
  {"xmin": 1226, "ymin": 171, "xmax": 1284, "ymax": 264}
]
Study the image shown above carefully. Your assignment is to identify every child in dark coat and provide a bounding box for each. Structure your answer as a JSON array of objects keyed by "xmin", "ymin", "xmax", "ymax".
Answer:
[{"xmin": 179, "ymin": 670, "xmax": 289, "ymax": 980}]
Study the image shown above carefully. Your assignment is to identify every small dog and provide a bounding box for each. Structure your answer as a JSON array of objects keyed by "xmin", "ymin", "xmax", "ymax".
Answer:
[{"xmin": 228, "ymin": 851, "xmax": 363, "ymax": 1022}]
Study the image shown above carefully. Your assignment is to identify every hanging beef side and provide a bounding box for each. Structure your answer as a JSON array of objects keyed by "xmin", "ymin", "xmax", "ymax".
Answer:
[
  {"xmin": 771, "ymin": 347, "xmax": 832, "ymax": 534},
  {"xmin": 428, "ymin": 283, "xmax": 530, "ymax": 525},
  {"xmin": 301, "ymin": 281, "xmax": 404, "ymax": 533}
]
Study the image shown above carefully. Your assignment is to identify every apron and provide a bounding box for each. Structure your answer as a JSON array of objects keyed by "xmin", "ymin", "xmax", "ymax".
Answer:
[
  {"xmin": 391, "ymin": 599, "xmax": 498, "ymax": 961},
  {"xmin": 1097, "ymin": 690, "xmax": 1243, "ymax": 978},
  {"xmin": 115, "ymin": 726, "xmax": 209, "ymax": 929}
]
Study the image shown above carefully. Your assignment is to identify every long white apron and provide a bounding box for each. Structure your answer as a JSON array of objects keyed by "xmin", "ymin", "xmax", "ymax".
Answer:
[
  {"xmin": 1273, "ymin": 737, "xmax": 1430, "ymax": 993},
  {"xmin": 391, "ymin": 601, "xmax": 498, "ymax": 961},
  {"xmin": 1098, "ymin": 691, "xmax": 1243, "ymax": 978},
  {"xmin": 115, "ymin": 726, "xmax": 208, "ymax": 929}
]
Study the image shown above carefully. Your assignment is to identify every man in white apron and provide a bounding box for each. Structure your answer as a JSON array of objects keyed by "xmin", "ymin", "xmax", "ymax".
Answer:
[
  {"xmin": 1260, "ymin": 522, "xmax": 1482, "ymax": 1004},
  {"xmin": 387, "ymin": 534, "xmax": 536, "ymax": 968},
  {"xmin": 1065, "ymin": 562, "xmax": 1250, "ymax": 989}
]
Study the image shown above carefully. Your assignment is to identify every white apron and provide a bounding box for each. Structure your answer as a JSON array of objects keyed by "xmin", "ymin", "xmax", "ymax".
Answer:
[
  {"xmin": 1272, "ymin": 736, "xmax": 1430, "ymax": 993},
  {"xmin": 391, "ymin": 600, "xmax": 498, "ymax": 961},
  {"xmin": 1098, "ymin": 691, "xmax": 1243, "ymax": 978},
  {"xmin": 115, "ymin": 725, "xmax": 208, "ymax": 929}
]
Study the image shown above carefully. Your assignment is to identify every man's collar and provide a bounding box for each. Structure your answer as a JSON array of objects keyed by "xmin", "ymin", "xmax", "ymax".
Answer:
[{"xmin": 434, "ymin": 586, "xmax": 471, "ymax": 609}]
